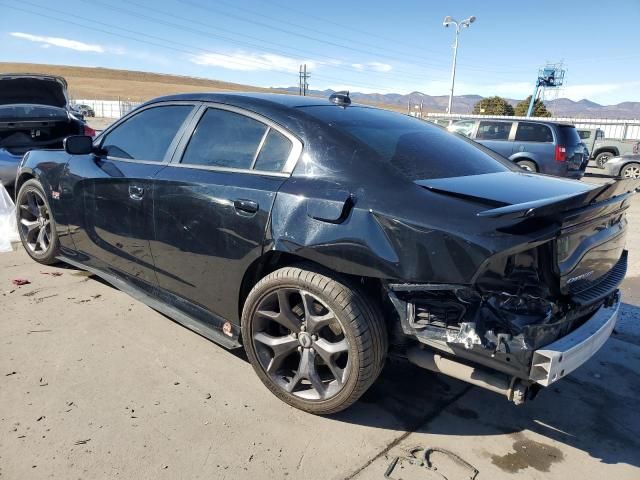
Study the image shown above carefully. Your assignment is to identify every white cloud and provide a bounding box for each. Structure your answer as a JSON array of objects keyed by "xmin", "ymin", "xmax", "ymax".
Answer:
[
  {"xmin": 351, "ymin": 62, "xmax": 392, "ymax": 72},
  {"xmin": 190, "ymin": 51, "xmax": 316, "ymax": 73},
  {"xmin": 10, "ymin": 32, "xmax": 105, "ymax": 53}
]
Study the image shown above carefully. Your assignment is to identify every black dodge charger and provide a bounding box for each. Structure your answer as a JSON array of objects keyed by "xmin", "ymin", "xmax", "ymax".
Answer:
[{"xmin": 15, "ymin": 92, "xmax": 636, "ymax": 414}]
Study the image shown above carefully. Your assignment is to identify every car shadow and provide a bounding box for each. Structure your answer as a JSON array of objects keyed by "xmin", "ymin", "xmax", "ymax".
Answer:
[
  {"xmin": 64, "ymin": 265, "xmax": 640, "ymax": 469},
  {"xmin": 331, "ymin": 301, "xmax": 640, "ymax": 469}
]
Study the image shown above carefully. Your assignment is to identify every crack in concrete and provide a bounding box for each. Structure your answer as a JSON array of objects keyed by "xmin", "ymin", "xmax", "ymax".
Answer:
[{"xmin": 341, "ymin": 385, "xmax": 472, "ymax": 480}]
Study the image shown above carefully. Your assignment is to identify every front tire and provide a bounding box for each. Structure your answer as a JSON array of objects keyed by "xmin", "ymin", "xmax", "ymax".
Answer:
[
  {"xmin": 16, "ymin": 179, "xmax": 60, "ymax": 264},
  {"xmin": 621, "ymin": 162, "xmax": 640, "ymax": 179},
  {"xmin": 242, "ymin": 266, "xmax": 387, "ymax": 414}
]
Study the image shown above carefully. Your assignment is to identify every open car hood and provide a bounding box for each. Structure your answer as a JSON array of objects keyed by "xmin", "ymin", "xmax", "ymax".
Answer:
[{"xmin": 0, "ymin": 74, "xmax": 68, "ymax": 108}]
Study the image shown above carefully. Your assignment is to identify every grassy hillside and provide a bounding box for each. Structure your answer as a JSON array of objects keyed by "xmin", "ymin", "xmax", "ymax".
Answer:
[
  {"xmin": 0, "ymin": 62, "xmax": 404, "ymax": 111},
  {"xmin": 0, "ymin": 62, "xmax": 286, "ymax": 101}
]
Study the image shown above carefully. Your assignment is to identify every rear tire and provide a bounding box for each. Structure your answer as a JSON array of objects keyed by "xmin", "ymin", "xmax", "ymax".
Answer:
[
  {"xmin": 595, "ymin": 152, "xmax": 613, "ymax": 168},
  {"xmin": 242, "ymin": 265, "xmax": 387, "ymax": 414},
  {"xmin": 516, "ymin": 160, "xmax": 537, "ymax": 172},
  {"xmin": 15, "ymin": 179, "xmax": 60, "ymax": 265}
]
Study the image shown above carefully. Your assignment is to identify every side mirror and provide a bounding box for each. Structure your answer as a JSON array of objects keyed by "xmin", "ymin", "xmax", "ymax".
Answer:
[{"xmin": 64, "ymin": 135, "xmax": 94, "ymax": 155}]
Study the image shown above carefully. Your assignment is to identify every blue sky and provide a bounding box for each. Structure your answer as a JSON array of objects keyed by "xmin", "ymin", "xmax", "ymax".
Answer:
[{"xmin": 1, "ymin": 0, "xmax": 639, "ymax": 104}]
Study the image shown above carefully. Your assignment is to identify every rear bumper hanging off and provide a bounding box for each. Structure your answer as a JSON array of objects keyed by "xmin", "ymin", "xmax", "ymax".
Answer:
[{"xmin": 529, "ymin": 297, "xmax": 620, "ymax": 386}]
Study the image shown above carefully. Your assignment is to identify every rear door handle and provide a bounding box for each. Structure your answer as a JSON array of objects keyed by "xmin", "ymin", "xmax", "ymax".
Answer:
[
  {"xmin": 233, "ymin": 199, "xmax": 258, "ymax": 214},
  {"xmin": 129, "ymin": 185, "xmax": 144, "ymax": 200}
]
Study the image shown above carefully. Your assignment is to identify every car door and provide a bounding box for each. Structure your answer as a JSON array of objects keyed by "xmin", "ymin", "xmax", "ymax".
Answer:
[
  {"xmin": 67, "ymin": 102, "xmax": 196, "ymax": 291},
  {"xmin": 150, "ymin": 104, "xmax": 302, "ymax": 324},
  {"xmin": 511, "ymin": 121, "xmax": 554, "ymax": 167},
  {"xmin": 473, "ymin": 120, "xmax": 514, "ymax": 157}
]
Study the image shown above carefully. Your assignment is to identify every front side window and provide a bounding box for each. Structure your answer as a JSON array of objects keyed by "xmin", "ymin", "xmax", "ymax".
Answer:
[
  {"xmin": 476, "ymin": 121, "xmax": 512, "ymax": 141},
  {"xmin": 102, "ymin": 105, "xmax": 193, "ymax": 161},
  {"xmin": 515, "ymin": 122, "xmax": 553, "ymax": 143},
  {"xmin": 181, "ymin": 108, "xmax": 268, "ymax": 169}
]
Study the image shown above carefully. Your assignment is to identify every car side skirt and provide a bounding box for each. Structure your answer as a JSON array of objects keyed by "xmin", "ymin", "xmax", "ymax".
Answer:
[{"xmin": 58, "ymin": 255, "xmax": 242, "ymax": 350}]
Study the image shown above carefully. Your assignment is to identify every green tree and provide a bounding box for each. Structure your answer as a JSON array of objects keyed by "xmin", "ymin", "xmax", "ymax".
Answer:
[
  {"xmin": 472, "ymin": 96, "xmax": 514, "ymax": 116},
  {"xmin": 514, "ymin": 96, "xmax": 552, "ymax": 117}
]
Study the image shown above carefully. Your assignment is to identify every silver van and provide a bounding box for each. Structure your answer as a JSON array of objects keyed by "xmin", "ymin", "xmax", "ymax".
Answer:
[{"xmin": 449, "ymin": 119, "xmax": 588, "ymax": 179}]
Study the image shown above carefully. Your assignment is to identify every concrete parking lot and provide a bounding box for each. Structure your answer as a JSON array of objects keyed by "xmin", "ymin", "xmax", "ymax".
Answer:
[{"xmin": 1, "ymin": 173, "xmax": 639, "ymax": 480}]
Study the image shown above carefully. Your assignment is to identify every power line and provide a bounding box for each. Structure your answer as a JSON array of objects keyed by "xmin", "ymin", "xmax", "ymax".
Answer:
[{"xmin": 3, "ymin": 1, "xmax": 410, "ymax": 92}]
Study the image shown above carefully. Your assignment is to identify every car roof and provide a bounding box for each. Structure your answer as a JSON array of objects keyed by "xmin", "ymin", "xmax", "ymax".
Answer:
[
  {"xmin": 453, "ymin": 118, "xmax": 574, "ymax": 128},
  {"xmin": 145, "ymin": 92, "xmax": 363, "ymax": 109}
]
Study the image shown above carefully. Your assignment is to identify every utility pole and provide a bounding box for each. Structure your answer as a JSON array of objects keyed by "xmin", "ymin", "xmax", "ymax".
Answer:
[
  {"xmin": 442, "ymin": 15, "xmax": 476, "ymax": 114},
  {"xmin": 299, "ymin": 64, "xmax": 310, "ymax": 96}
]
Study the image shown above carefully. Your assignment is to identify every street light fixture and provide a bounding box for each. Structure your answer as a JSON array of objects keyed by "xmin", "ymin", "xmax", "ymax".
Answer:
[{"xmin": 443, "ymin": 15, "xmax": 476, "ymax": 114}]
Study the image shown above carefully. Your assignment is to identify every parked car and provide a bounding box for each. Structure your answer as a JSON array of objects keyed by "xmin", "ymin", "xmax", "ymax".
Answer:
[
  {"xmin": 577, "ymin": 127, "xmax": 640, "ymax": 168},
  {"xmin": 448, "ymin": 119, "xmax": 588, "ymax": 178},
  {"xmin": 15, "ymin": 92, "xmax": 636, "ymax": 414},
  {"xmin": 72, "ymin": 103, "xmax": 95, "ymax": 117},
  {"xmin": 602, "ymin": 154, "xmax": 640, "ymax": 179},
  {"xmin": 0, "ymin": 73, "xmax": 95, "ymax": 188}
]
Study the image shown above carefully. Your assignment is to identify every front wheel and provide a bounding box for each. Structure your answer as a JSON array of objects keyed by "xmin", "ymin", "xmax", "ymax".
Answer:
[
  {"xmin": 621, "ymin": 162, "xmax": 640, "ymax": 179},
  {"xmin": 16, "ymin": 179, "xmax": 60, "ymax": 264},
  {"xmin": 242, "ymin": 266, "xmax": 387, "ymax": 414}
]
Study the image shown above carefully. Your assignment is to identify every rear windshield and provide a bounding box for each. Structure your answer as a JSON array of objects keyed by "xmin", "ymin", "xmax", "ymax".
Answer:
[
  {"xmin": 300, "ymin": 106, "xmax": 512, "ymax": 180},
  {"xmin": 557, "ymin": 125, "xmax": 582, "ymax": 146}
]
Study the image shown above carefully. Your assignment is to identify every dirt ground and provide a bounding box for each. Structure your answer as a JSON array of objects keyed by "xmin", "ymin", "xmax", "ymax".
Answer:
[{"xmin": 1, "ymin": 173, "xmax": 639, "ymax": 480}]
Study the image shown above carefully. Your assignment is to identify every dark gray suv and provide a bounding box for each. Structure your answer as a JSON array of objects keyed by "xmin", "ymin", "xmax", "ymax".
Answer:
[{"xmin": 449, "ymin": 119, "xmax": 588, "ymax": 179}]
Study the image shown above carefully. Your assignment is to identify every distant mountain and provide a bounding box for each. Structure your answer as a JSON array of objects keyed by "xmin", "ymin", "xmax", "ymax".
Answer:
[{"xmin": 283, "ymin": 87, "xmax": 640, "ymax": 119}]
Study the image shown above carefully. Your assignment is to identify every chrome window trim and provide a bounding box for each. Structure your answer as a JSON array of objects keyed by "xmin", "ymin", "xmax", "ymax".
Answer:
[
  {"xmin": 168, "ymin": 102, "xmax": 303, "ymax": 175},
  {"xmin": 96, "ymin": 101, "xmax": 199, "ymax": 165}
]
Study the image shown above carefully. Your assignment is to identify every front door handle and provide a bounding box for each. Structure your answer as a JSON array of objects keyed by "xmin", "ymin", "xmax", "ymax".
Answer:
[
  {"xmin": 129, "ymin": 185, "xmax": 145, "ymax": 200},
  {"xmin": 233, "ymin": 199, "xmax": 258, "ymax": 214}
]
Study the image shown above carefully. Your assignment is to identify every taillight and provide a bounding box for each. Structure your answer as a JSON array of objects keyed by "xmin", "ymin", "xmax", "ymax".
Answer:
[
  {"xmin": 555, "ymin": 145, "xmax": 567, "ymax": 162},
  {"xmin": 84, "ymin": 125, "xmax": 96, "ymax": 137}
]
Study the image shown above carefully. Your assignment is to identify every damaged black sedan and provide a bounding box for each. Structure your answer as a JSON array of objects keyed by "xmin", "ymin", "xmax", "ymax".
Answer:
[{"xmin": 15, "ymin": 92, "xmax": 637, "ymax": 414}]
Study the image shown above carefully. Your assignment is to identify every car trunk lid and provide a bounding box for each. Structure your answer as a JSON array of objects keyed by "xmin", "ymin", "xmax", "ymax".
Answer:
[
  {"xmin": 417, "ymin": 172, "xmax": 639, "ymax": 299},
  {"xmin": 0, "ymin": 74, "xmax": 68, "ymax": 108}
]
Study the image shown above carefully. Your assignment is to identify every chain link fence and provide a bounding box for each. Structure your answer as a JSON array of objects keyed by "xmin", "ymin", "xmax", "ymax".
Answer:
[{"xmin": 71, "ymin": 99, "xmax": 144, "ymax": 118}]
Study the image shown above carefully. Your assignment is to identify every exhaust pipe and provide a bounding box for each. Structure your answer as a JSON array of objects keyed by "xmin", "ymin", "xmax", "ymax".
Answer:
[{"xmin": 407, "ymin": 347, "xmax": 531, "ymax": 405}]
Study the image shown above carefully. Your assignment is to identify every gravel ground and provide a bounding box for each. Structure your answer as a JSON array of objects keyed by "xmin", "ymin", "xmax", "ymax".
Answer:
[{"xmin": 1, "ymin": 172, "xmax": 639, "ymax": 480}]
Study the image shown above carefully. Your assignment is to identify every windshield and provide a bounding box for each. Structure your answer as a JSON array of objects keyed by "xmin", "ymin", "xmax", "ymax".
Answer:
[{"xmin": 300, "ymin": 106, "xmax": 513, "ymax": 180}]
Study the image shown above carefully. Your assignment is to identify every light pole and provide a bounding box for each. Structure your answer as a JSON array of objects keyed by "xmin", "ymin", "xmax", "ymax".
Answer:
[{"xmin": 443, "ymin": 15, "xmax": 476, "ymax": 114}]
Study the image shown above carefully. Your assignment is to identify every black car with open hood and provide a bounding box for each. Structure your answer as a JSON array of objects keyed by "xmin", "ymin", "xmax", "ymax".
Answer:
[{"xmin": 13, "ymin": 92, "xmax": 638, "ymax": 414}]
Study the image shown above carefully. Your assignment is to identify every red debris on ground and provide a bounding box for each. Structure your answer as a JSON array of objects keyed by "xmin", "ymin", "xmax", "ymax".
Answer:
[{"xmin": 12, "ymin": 279, "xmax": 30, "ymax": 286}]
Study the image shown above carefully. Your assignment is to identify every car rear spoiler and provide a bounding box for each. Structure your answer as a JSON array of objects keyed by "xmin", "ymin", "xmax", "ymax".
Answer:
[{"xmin": 477, "ymin": 179, "xmax": 640, "ymax": 220}]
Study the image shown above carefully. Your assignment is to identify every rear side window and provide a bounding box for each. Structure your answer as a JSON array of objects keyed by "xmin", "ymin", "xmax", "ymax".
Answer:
[
  {"xmin": 181, "ymin": 108, "xmax": 268, "ymax": 169},
  {"xmin": 557, "ymin": 125, "xmax": 582, "ymax": 146},
  {"xmin": 578, "ymin": 130, "xmax": 590, "ymax": 140},
  {"xmin": 476, "ymin": 121, "xmax": 512, "ymax": 141},
  {"xmin": 515, "ymin": 122, "xmax": 553, "ymax": 143},
  {"xmin": 102, "ymin": 105, "xmax": 193, "ymax": 161},
  {"xmin": 254, "ymin": 129, "xmax": 292, "ymax": 171},
  {"xmin": 300, "ymin": 106, "xmax": 512, "ymax": 180}
]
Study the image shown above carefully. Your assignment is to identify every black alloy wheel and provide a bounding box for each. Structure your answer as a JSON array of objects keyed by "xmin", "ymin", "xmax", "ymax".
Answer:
[{"xmin": 242, "ymin": 266, "xmax": 387, "ymax": 414}]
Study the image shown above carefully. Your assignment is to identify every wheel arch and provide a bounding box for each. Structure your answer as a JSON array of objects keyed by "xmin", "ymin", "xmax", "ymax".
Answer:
[
  {"xmin": 238, "ymin": 250, "xmax": 385, "ymax": 323},
  {"xmin": 15, "ymin": 171, "xmax": 36, "ymax": 193},
  {"xmin": 594, "ymin": 147, "xmax": 619, "ymax": 158}
]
